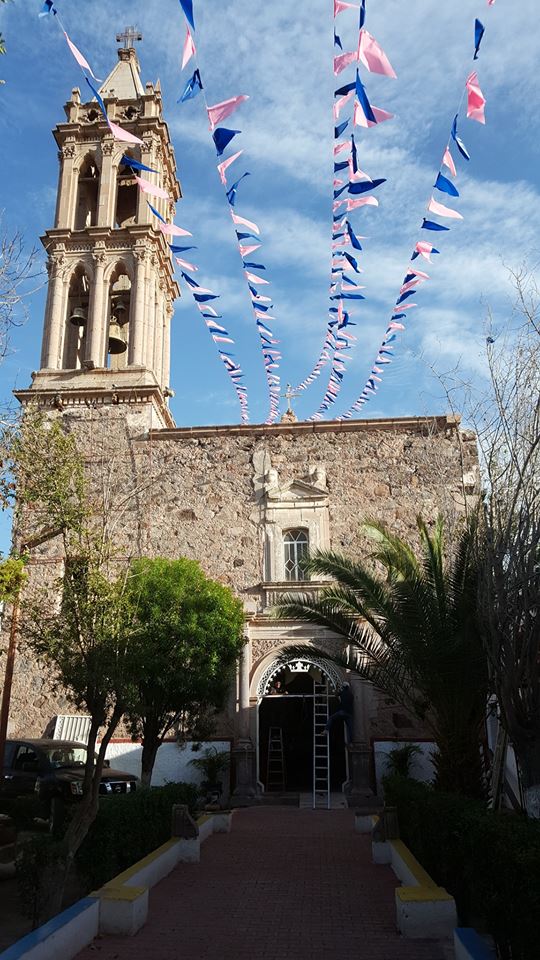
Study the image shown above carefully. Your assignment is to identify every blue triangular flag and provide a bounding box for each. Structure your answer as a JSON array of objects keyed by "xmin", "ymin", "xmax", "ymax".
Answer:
[
  {"xmin": 335, "ymin": 119, "xmax": 350, "ymax": 138},
  {"xmin": 243, "ymin": 262, "xmax": 264, "ymax": 270},
  {"xmin": 346, "ymin": 222, "xmax": 363, "ymax": 250},
  {"xmin": 169, "ymin": 244, "xmax": 198, "ymax": 252},
  {"xmin": 335, "ymin": 80, "xmax": 356, "ymax": 96},
  {"xmin": 122, "ymin": 155, "xmax": 158, "ymax": 174},
  {"xmin": 351, "ymin": 134, "xmax": 358, "ymax": 174},
  {"xmin": 474, "ymin": 19, "xmax": 485, "ymax": 60},
  {"xmin": 181, "ymin": 271, "xmax": 199, "ymax": 288},
  {"xmin": 396, "ymin": 290, "xmax": 416, "ymax": 305},
  {"xmin": 194, "ymin": 293, "xmax": 219, "ymax": 303},
  {"xmin": 451, "ymin": 115, "xmax": 470, "ymax": 161},
  {"xmin": 334, "ymin": 184, "xmax": 348, "ymax": 199},
  {"xmin": 359, "ymin": 0, "xmax": 366, "ymax": 29},
  {"xmin": 85, "ymin": 78, "xmax": 108, "ymax": 122},
  {"xmin": 178, "ymin": 0, "xmax": 195, "ymax": 30},
  {"xmin": 434, "ymin": 172, "xmax": 460, "ymax": 197},
  {"xmin": 421, "ymin": 219, "xmax": 450, "ymax": 232},
  {"xmin": 147, "ymin": 201, "xmax": 166, "ymax": 223},
  {"xmin": 39, "ymin": 0, "xmax": 55, "ymax": 15},
  {"xmin": 334, "ymin": 161, "xmax": 349, "ymax": 172},
  {"xmin": 334, "ymin": 32, "xmax": 343, "ymax": 50},
  {"xmin": 236, "ymin": 230, "xmax": 259, "ymax": 241},
  {"xmin": 226, "ymin": 172, "xmax": 250, "ymax": 206},
  {"xmin": 213, "ymin": 128, "xmax": 241, "ymax": 156},
  {"xmin": 179, "ymin": 69, "xmax": 202, "ymax": 103},
  {"xmin": 344, "ymin": 252, "xmax": 360, "ymax": 273},
  {"xmin": 348, "ymin": 177, "xmax": 386, "ymax": 195},
  {"xmin": 355, "ymin": 70, "xmax": 377, "ymax": 124}
]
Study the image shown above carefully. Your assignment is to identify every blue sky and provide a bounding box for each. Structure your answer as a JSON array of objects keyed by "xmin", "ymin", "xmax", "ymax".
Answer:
[{"xmin": 0, "ymin": 0, "xmax": 539, "ymax": 549}]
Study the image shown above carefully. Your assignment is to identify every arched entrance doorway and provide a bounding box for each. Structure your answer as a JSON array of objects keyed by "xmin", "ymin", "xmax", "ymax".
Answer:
[{"xmin": 257, "ymin": 656, "xmax": 347, "ymax": 807}]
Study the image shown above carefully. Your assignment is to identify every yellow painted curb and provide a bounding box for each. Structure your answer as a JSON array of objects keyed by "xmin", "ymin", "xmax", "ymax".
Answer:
[
  {"xmin": 100, "ymin": 839, "xmax": 179, "ymax": 889},
  {"xmin": 390, "ymin": 840, "xmax": 438, "ymax": 888},
  {"xmin": 94, "ymin": 885, "xmax": 146, "ymax": 902},
  {"xmin": 396, "ymin": 885, "xmax": 454, "ymax": 903}
]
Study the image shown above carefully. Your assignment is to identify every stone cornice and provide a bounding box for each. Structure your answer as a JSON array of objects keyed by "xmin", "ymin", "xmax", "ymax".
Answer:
[
  {"xmin": 14, "ymin": 383, "xmax": 175, "ymax": 429},
  {"xmin": 149, "ymin": 413, "xmax": 462, "ymax": 441}
]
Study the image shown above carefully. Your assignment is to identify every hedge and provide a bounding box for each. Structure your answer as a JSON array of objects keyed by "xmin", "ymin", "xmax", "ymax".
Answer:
[
  {"xmin": 384, "ymin": 776, "xmax": 540, "ymax": 960},
  {"xmin": 75, "ymin": 781, "xmax": 199, "ymax": 890}
]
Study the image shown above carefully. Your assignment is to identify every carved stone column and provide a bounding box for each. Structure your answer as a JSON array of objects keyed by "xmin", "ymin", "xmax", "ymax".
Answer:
[
  {"xmin": 343, "ymin": 678, "xmax": 376, "ymax": 807},
  {"xmin": 130, "ymin": 249, "xmax": 147, "ymax": 366},
  {"xmin": 98, "ymin": 138, "xmax": 116, "ymax": 228},
  {"xmin": 153, "ymin": 279, "xmax": 165, "ymax": 387},
  {"xmin": 86, "ymin": 250, "xmax": 106, "ymax": 367},
  {"xmin": 144, "ymin": 256, "xmax": 157, "ymax": 371},
  {"xmin": 55, "ymin": 143, "xmax": 77, "ymax": 228},
  {"xmin": 232, "ymin": 635, "xmax": 257, "ymax": 805},
  {"xmin": 162, "ymin": 303, "xmax": 173, "ymax": 389},
  {"xmin": 43, "ymin": 253, "xmax": 66, "ymax": 369}
]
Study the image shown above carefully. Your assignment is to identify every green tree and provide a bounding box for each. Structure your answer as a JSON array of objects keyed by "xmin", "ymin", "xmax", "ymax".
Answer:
[
  {"xmin": 125, "ymin": 557, "xmax": 244, "ymax": 787},
  {"xmin": 275, "ymin": 516, "xmax": 489, "ymax": 799}
]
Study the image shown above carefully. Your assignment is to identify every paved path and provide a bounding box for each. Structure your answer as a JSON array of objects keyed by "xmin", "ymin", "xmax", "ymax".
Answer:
[{"xmin": 77, "ymin": 807, "xmax": 448, "ymax": 960}]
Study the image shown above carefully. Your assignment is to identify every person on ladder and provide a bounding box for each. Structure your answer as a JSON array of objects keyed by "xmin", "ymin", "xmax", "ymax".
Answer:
[{"xmin": 325, "ymin": 682, "xmax": 354, "ymax": 743}]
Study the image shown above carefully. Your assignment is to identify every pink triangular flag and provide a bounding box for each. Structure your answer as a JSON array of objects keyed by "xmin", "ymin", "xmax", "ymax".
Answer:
[
  {"xmin": 182, "ymin": 26, "xmax": 196, "ymax": 70},
  {"xmin": 108, "ymin": 121, "xmax": 143, "ymax": 145},
  {"xmin": 231, "ymin": 212, "xmax": 260, "ymax": 235},
  {"xmin": 347, "ymin": 197, "xmax": 378, "ymax": 210},
  {"xmin": 358, "ymin": 30, "xmax": 397, "ymax": 78},
  {"xmin": 64, "ymin": 32, "xmax": 102, "ymax": 82},
  {"xmin": 428, "ymin": 196, "xmax": 463, "ymax": 220},
  {"xmin": 217, "ymin": 149, "xmax": 243, "ymax": 185},
  {"xmin": 159, "ymin": 222, "xmax": 192, "ymax": 237},
  {"xmin": 334, "ymin": 51, "xmax": 358, "ymax": 75},
  {"xmin": 354, "ymin": 100, "xmax": 394, "ymax": 128},
  {"xmin": 442, "ymin": 147, "xmax": 457, "ymax": 177},
  {"xmin": 410, "ymin": 268, "xmax": 430, "ymax": 280},
  {"xmin": 334, "ymin": 0, "xmax": 358, "ymax": 14},
  {"xmin": 207, "ymin": 95, "xmax": 249, "ymax": 130},
  {"xmin": 239, "ymin": 243, "xmax": 261, "ymax": 257},
  {"xmin": 369, "ymin": 105, "xmax": 394, "ymax": 126},
  {"xmin": 174, "ymin": 256, "xmax": 197, "ymax": 272},
  {"xmin": 334, "ymin": 140, "xmax": 349, "ymax": 156},
  {"xmin": 245, "ymin": 271, "xmax": 269, "ymax": 285},
  {"xmin": 466, "ymin": 71, "xmax": 486, "ymax": 124},
  {"xmin": 333, "ymin": 178, "xmax": 344, "ymax": 186},
  {"xmin": 134, "ymin": 176, "xmax": 170, "ymax": 200},
  {"xmin": 334, "ymin": 89, "xmax": 354, "ymax": 119},
  {"xmin": 348, "ymin": 158, "xmax": 370, "ymax": 181},
  {"xmin": 415, "ymin": 241, "xmax": 436, "ymax": 262}
]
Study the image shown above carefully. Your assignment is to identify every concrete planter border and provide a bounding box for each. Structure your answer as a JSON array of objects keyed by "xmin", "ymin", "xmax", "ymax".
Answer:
[{"xmin": 1, "ymin": 811, "xmax": 230, "ymax": 960}]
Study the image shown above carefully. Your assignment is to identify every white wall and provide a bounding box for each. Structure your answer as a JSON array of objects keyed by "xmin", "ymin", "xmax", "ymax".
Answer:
[
  {"xmin": 373, "ymin": 740, "xmax": 436, "ymax": 795},
  {"xmin": 103, "ymin": 740, "xmax": 231, "ymax": 788}
]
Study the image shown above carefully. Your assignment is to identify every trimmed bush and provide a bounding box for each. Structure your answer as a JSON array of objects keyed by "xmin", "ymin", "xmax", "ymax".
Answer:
[
  {"xmin": 384, "ymin": 776, "xmax": 540, "ymax": 960},
  {"xmin": 75, "ymin": 781, "xmax": 199, "ymax": 890}
]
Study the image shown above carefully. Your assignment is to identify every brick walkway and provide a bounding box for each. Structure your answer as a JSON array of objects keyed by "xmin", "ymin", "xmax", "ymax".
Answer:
[{"xmin": 77, "ymin": 807, "xmax": 448, "ymax": 960}]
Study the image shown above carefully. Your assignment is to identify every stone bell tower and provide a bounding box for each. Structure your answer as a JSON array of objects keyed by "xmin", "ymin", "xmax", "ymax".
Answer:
[{"xmin": 19, "ymin": 30, "xmax": 180, "ymax": 428}]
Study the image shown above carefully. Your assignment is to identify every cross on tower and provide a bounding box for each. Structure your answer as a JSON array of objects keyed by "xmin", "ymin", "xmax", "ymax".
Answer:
[
  {"xmin": 116, "ymin": 26, "xmax": 143, "ymax": 49},
  {"xmin": 281, "ymin": 383, "xmax": 301, "ymax": 415}
]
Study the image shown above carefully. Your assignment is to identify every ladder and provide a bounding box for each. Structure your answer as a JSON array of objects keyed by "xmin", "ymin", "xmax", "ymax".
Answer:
[
  {"xmin": 313, "ymin": 681, "xmax": 330, "ymax": 809},
  {"xmin": 266, "ymin": 726, "xmax": 286, "ymax": 791}
]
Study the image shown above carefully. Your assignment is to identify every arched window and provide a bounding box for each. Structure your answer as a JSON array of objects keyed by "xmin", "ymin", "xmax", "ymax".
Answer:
[
  {"xmin": 74, "ymin": 155, "xmax": 99, "ymax": 230},
  {"xmin": 283, "ymin": 529, "xmax": 309, "ymax": 582},
  {"xmin": 63, "ymin": 266, "xmax": 90, "ymax": 369},
  {"xmin": 115, "ymin": 155, "xmax": 138, "ymax": 228},
  {"xmin": 106, "ymin": 265, "xmax": 132, "ymax": 369}
]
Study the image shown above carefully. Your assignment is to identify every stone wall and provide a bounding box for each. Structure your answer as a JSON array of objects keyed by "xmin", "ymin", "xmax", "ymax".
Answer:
[{"xmin": 4, "ymin": 404, "xmax": 478, "ymax": 741}]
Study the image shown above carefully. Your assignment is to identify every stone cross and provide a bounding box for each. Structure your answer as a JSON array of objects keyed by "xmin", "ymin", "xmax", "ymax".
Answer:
[
  {"xmin": 281, "ymin": 383, "xmax": 301, "ymax": 415},
  {"xmin": 116, "ymin": 26, "xmax": 143, "ymax": 49}
]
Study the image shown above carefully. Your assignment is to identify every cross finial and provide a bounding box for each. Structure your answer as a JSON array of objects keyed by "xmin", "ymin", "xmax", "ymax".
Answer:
[
  {"xmin": 281, "ymin": 383, "xmax": 301, "ymax": 415},
  {"xmin": 116, "ymin": 26, "xmax": 143, "ymax": 49}
]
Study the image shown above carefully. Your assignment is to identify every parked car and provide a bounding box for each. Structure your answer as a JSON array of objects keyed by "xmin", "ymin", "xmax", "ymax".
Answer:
[{"xmin": 0, "ymin": 739, "xmax": 138, "ymax": 817}]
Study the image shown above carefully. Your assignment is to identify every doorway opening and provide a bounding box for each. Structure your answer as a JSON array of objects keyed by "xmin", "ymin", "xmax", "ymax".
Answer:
[{"xmin": 258, "ymin": 659, "xmax": 347, "ymax": 800}]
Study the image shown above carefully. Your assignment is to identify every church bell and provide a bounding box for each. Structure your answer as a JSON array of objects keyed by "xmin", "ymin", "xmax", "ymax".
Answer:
[
  {"xmin": 107, "ymin": 321, "xmax": 127, "ymax": 355},
  {"xmin": 69, "ymin": 305, "xmax": 87, "ymax": 327}
]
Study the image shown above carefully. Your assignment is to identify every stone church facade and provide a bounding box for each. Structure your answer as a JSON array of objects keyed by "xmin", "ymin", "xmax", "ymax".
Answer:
[{"xmin": 8, "ymin": 42, "xmax": 478, "ymax": 802}]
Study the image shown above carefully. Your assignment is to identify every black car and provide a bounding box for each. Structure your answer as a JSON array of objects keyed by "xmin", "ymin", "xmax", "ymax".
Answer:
[{"xmin": 1, "ymin": 739, "xmax": 139, "ymax": 814}]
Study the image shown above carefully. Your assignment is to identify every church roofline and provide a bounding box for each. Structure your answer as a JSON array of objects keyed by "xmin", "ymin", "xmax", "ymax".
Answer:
[{"xmin": 149, "ymin": 413, "xmax": 462, "ymax": 440}]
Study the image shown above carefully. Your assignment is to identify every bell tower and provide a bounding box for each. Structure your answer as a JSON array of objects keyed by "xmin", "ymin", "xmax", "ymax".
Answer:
[{"xmin": 20, "ymin": 31, "xmax": 180, "ymax": 427}]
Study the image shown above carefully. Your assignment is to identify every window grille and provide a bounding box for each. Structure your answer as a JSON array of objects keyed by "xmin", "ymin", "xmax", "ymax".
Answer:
[{"xmin": 284, "ymin": 529, "xmax": 309, "ymax": 581}]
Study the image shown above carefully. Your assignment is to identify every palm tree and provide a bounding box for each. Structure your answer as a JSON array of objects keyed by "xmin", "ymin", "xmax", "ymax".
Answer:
[{"xmin": 275, "ymin": 516, "xmax": 488, "ymax": 799}]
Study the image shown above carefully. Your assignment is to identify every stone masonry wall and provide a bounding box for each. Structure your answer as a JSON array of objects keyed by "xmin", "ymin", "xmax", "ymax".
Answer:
[{"xmin": 5, "ymin": 405, "xmax": 478, "ymax": 740}]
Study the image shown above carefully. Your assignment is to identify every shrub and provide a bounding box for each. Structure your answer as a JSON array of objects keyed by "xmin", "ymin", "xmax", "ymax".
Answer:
[
  {"xmin": 384, "ymin": 776, "xmax": 540, "ymax": 960},
  {"xmin": 75, "ymin": 781, "xmax": 199, "ymax": 891}
]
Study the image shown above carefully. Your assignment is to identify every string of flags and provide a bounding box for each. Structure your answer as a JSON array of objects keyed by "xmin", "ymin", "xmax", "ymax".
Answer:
[
  {"xmin": 340, "ymin": 11, "xmax": 490, "ymax": 419},
  {"xmin": 308, "ymin": 0, "xmax": 396, "ymax": 420},
  {"xmin": 177, "ymin": 1, "xmax": 282, "ymax": 425},
  {"xmin": 38, "ymin": 0, "xmax": 250, "ymax": 422}
]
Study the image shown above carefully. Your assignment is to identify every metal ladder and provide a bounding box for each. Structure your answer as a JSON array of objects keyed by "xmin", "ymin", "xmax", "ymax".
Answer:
[
  {"xmin": 313, "ymin": 681, "xmax": 330, "ymax": 809},
  {"xmin": 266, "ymin": 726, "xmax": 286, "ymax": 791}
]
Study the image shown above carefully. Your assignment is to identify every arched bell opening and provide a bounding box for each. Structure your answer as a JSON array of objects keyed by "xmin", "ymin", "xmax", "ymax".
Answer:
[
  {"xmin": 106, "ymin": 264, "xmax": 132, "ymax": 369},
  {"xmin": 256, "ymin": 655, "xmax": 346, "ymax": 796},
  {"xmin": 74, "ymin": 154, "xmax": 100, "ymax": 231},
  {"xmin": 63, "ymin": 266, "xmax": 91, "ymax": 369},
  {"xmin": 114, "ymin": 153, "xmax": 139, "ymax": 228}
]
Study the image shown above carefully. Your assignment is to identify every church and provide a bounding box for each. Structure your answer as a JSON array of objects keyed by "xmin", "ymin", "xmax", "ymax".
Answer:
[{"xmin": 9, "ymin": 38, "xmax": 479, "ymax": 805}]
